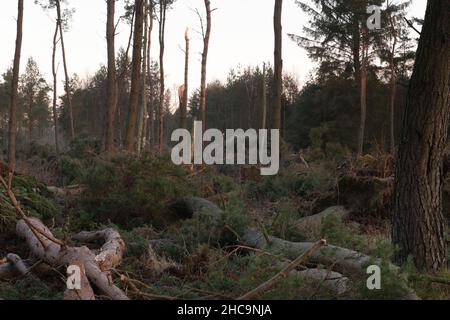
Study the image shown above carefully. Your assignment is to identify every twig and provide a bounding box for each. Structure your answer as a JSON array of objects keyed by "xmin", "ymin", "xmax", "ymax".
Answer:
[
  {"xmin": 404, "ymin": 18, "xmax": 421, "ymax": 36},
  {"xmin": 237, "ymin": 239, "xmax": 327, "ymax": 300}
]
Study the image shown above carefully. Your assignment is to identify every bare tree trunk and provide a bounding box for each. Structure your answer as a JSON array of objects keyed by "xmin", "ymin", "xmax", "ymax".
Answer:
[
  {"xmin": 200, "ymin": 0, "xmax": 212, "ymax": 133},
  {"xmin": 125, "ymin": 0, "xmax": 144, "ymax": 152},
  {"xmin": 56, "ymin": 0, "xmax": 75, "ymax": 140},
  {"xmin": 181, "ymin": 27, "xmax": 189, "ymax": 130},
  {"xmin": 357, "ymin": 38, "xmax": 368, "ymax": 157},
  {"xmin": 273, "ymin": 0, "xmax": 282, "ymax": 131},
  {"xmin": 51, "ymin": 21, "xmax": 60, "ymax": 158},
  {"xmin": 393, "ymin": 0, "xmax": 450, "ymax": 272},
  {"xmin": 143, "ymin": 3, "xmax": 154, "ymax": 152},
  {"xmin": 8, "ymin": 0, "xmax": 24, "ymax": 173},
  {"xmin": 389, "ymin": 14, "xmax": 398, "ymax": 155},
  {"xmin": 262, "ymin": 62, "xmax": 267, "ymax": 129},
  {"xmin": 105, "ymin": 0, "xmax": 118, "ymax": 156},
  {"xmin": 158, "ymin": 0, "xmax": 167, "ymax": 154},
  {"xmin": 137, "ymin": 0, "xmax": 149, "ymax": 158}
]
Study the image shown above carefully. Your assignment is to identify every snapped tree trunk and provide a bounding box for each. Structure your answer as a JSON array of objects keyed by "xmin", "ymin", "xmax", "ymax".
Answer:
[
  {"xmin": 273, "ymin": 0, "xmax": 283, "ymax": 131},
  {"xmin": 105, "ymin": 0, "xmax": 118, "ymax": 156},
  {"xmin": 8, "ymin": 0, "xmax": 24, "ymax": 173},
  {"xmin": 125, "ymin": 0, "xmax": 144, "ymax": 152},
  {"xmin": 200, "ymin": 0, "xmax": 212, "ymax": 133},
  {"xmin": 56, "ymin": 0, "xmax": 75, "ymax": 140},
  {"xmin": 393, "ymin": 0, "xmax": 450, "ymax": 272}
]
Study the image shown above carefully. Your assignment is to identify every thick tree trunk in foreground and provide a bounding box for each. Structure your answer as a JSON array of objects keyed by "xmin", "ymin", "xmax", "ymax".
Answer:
[
  {"xmin": 125, "ymin": 0, "xmax": 144, "ymax": 152},
  {"xmin": 56, "ymin": 0, "xmax": 75, "ymax": 140},
  {"xmin": 393, "ymin": 0, "xmax": 450, "ymax": 272},
  {"xmin": 8, "ymin": 0, "xmax": 24, "ymax": 173},
  {"xmin": 273, "ymin": 0, "xmax": 282, "ymax": 131},
  {"xmin": 105, "ymin": 0, "xmax": 118, "ymax": 156},
  {"xmin": 200, "ymin": 0, "xmax": 212, "ymax": 133}
]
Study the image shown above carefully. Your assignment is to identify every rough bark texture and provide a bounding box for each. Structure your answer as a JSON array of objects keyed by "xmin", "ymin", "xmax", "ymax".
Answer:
[
  {"xmin": 105, "ymin": 0, "xmax": 118, "ymax": 156},
  {"xmin": 16, "ymin": 218, "xmax": 128, "ymax": 300},
  {"xmin": 8, "ymin": 0, "xmax": 24, "ymax": 172},
  {"xmin": 357, "ymin": 38, "xmax": 368, "ymax": 157},
  {"xmin": 200, "ymin": 0, "xmax": 212, "ymax": 133},
  {"xmin": 393, "ymin": 0, "xmax": 450, "ymax": 272},
  {"xmin": 126, "ymin": 0, "xmax": 144, "ymax": 152},
  {"xmin": 273, "ymin": 0, "xmax": 283, "ymax": 130},
  {"xmin": 56, "ymin": 0, "xmax": 75, "ymax": 140}
]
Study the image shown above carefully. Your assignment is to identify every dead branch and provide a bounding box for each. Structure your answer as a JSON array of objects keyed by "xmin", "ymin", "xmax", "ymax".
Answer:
[{"xmin": 237, "ymin": 240, "xmax": 327, "ymax": 300}]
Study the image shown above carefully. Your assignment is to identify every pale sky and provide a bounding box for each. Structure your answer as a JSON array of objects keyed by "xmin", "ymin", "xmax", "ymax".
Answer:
[{"xmin": 0, "ymin": 0, "xmax": 427, "ymax": 108}]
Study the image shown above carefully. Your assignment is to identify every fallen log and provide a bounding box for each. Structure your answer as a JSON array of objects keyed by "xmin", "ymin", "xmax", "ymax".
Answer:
[
  {"xmin": 173, "ymin": 197, "xmax": 419, "ymax": 300},
  {"xmin": 294, "ymin": 206, "xmax": 349, "ymax": 229},
  {"xmin": 16, "ymin": 218, "xmax": 128, "ymax": 300}
]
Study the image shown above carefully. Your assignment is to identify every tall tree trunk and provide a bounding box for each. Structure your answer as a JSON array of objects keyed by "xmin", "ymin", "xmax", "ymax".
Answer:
[
  {"xmin": 8, "ymin": 0, "xmax": 24, "ymax": 172},
  {"xmin": 56, "ymin": 0, "xmax": 75, "ymax": 140},
  {"xmin": 181, "ymin": 27, "xmax": 189, "ymax": 130},
  {"xmin": 158, "ymin": 0, "xmax": 167, "ymax": 154},
  {"xmin": 143, "ymin": 4, "xmax": 154, "ymax": 152},
  {"xmin": 262, "ymin": 62, "xmax": 267, "ymax": 129},
  {"xmin": 389, "ymin": 14, "xmax": 398, "ymax": 155},
  {"xmin": 137, "ymin": 0, "xmax": 149, "ymax": 157},
  {"xmin": 125, "ymin": 0, "xmax": 144, "ymax": 152},
  {"xmin": 51, "ymin": 21, "xmax": 60, "ymax": 158},
  {"xmin": 105, "ymin": 0, "xmax": 118, "ymax": 156},
  {"xmin": 273, "ymin": 0, "xmax": 283, "ymax": 130},
  {"xmin": 200, "ymin": 0, "xmax": 212, "ymax": 133},
  {"xmin": 357, "ymin": 40, "xmax": 367, "ymax": 157},
  {"xmin": 393, "ymin": 0, "xmax": 450, "ymax": 272}
]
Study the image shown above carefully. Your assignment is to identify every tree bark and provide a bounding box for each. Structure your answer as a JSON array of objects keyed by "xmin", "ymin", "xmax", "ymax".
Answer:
[
  {"xmin": 105, "ymin": 0, "xmax": 118, "ymax": 156},
  {"xmin": 393, "ymin": 0, "xmax": 450, "ymax": 272},
  {"xmin": 8, "ymin": 0, "xmax": 24, "ymax": 173},
  {"xmin": 200, "ymin": 0, "xmax": 212, "ymax": 133},
  {"xmin": 56, "ymin": 0, "xmax": 75, "ymax": 140},
  {"xmin": 125, "ymin": 0, "xmax": 144, "ymax": 152}
]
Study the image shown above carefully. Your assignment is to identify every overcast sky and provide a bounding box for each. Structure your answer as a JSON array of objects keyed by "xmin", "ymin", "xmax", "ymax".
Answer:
[{"xmin": 0, "ymin": 0, "xmax": 427, "ymax": 108}]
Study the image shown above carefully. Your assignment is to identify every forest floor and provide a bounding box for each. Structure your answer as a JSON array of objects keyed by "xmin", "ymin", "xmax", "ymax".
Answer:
[{"xmin": 0, "ymin": 141, "xmax": 449, "ymax": 300}]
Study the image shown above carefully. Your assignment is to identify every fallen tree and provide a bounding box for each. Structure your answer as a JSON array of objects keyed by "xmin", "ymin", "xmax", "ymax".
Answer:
[{"xmin": 172, "ymin": 197, "xmax": 419, "ymax": 300}]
